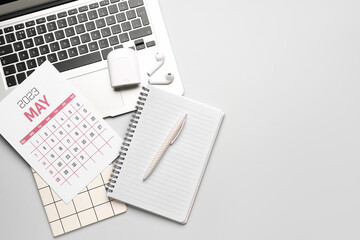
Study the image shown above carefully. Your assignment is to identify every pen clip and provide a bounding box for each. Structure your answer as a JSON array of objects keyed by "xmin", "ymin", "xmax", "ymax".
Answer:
[{"xmin": 171, "ymin": 114, "xmax": 186, "ymax": 144}]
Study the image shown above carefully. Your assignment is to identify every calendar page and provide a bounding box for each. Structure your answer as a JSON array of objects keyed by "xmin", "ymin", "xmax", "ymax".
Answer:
[{"xmin": 0, "ymin": 62, "xmax": 122, "ymax": 203}]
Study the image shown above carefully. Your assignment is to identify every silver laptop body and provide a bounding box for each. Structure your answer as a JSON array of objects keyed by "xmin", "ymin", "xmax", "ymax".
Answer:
[{"xmin": 0, "ymin": 0, "xmax": 183, "ymax": 117}]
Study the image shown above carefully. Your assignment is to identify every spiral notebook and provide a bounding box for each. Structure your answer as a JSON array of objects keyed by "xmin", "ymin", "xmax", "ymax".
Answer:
[{"xmin": 107, "ymin": 85, "xmax": 224, "ymax": 223}]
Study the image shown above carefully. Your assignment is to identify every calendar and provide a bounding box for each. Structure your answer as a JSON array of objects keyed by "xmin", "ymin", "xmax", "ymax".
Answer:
[{"xmin": 0, "ymin": 62, "xmax": 121, "ymax": 203}]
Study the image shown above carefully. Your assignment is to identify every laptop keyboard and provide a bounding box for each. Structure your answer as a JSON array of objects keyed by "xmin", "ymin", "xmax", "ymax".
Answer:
[{"xmin": 0, "ymin": 0, "xmax": 155, "ymax": 88}]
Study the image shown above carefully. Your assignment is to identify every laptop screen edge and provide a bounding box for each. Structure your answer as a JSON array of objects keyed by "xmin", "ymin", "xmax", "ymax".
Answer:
[{"xmin": 0, "ymin": 0, "xmax": 76, "ymax": 22}]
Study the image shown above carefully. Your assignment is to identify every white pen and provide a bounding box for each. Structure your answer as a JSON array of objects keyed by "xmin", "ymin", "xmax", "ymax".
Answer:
[{"xmin": 143, "ymin": 113, "xmax": 187, "ymax": 181}]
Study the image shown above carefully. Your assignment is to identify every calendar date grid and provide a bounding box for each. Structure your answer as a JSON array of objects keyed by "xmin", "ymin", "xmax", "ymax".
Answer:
[
  {"xmin": 69, "ymin": 103, "xmax": 112, "ymax": 150},
  {"xmin": 27, "ymin": 94, "xmax": 114, "ymax": 187},
  {"xmin": 30, "ymin": 103, "xmax": 93, "ymax": 186},
  {"xmin": 51, "ymin": 115, "xmax": 106, "ymax": 182},
  {"xmin": 62, "ymin": 110, "xmax": 104, "ymax": 156},
  {"xmin": 55, "ymin": 101, "xmax": 115, "ymax": 185},
  {"xmin": 37, "ymin": 133, "xmax": 76, "ymax": 186},
  {"xmin": 39, "ymin": 107, "xmax": 107, "ymax": 186}
]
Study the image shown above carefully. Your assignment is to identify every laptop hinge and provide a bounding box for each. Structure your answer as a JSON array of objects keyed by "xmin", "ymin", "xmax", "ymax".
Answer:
[{"xmin": 0, "ymin": 0, "xmax": 76, "ymax": 22}]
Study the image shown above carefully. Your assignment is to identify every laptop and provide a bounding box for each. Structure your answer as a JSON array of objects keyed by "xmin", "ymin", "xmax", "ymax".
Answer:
[{"xmin": 0, "ymin": 0, "xmax": 184, "ymax": 117}]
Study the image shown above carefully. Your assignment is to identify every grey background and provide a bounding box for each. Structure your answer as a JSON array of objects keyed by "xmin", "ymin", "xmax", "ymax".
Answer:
[{"xmin": 1, "ymin": 0, "xmax": 360, "ymax": 239}]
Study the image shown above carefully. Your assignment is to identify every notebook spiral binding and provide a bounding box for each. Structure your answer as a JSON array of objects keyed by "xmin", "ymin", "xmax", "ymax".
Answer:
[{"xmin": 107, "ymin": 86, "xmax": 150, "ymax": 193}]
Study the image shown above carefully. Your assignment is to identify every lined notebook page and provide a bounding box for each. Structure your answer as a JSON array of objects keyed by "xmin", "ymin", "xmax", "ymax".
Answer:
[{"xmin": 108, "ymin": 85, "xmax": 224, "ymax": 223}]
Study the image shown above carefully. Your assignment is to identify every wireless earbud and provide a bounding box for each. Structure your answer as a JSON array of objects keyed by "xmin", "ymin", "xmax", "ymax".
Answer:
[
  {"xmin": 165, "ymin": 73, "xmax": 175, "ymax": 82},
  {"xmin": 147, "ymin": 52, "xmax": 165, "ymax": 76},
  {"xmin": 148, "ymin": 73, "xmax": 175, "ymax": 85}
]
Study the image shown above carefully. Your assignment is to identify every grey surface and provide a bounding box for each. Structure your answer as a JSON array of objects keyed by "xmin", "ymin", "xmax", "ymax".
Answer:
[{"xmin": 1, "ymin": 0, "xmax": 360, "ymax": 239}]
